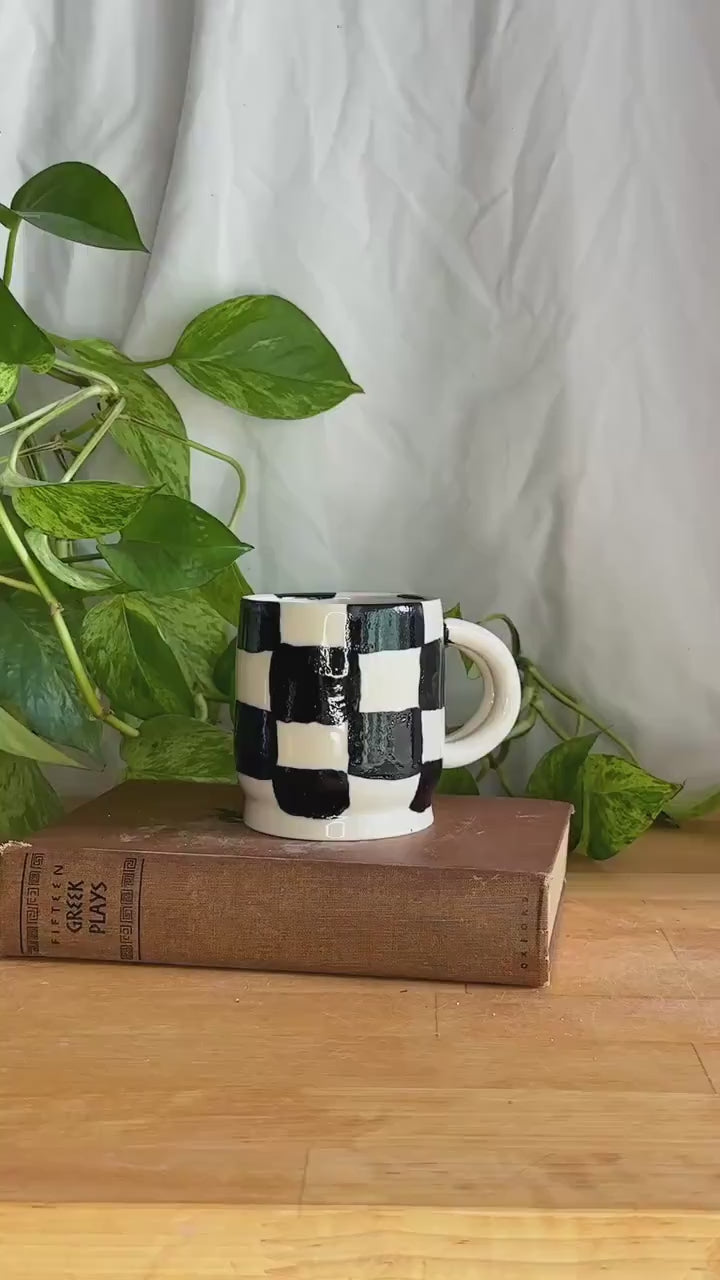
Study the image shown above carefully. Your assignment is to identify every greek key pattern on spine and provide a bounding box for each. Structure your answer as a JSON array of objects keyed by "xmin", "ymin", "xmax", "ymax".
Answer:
[{"xmin": 119, "ymin": 856, "xmax": 144, "ymax": 961}]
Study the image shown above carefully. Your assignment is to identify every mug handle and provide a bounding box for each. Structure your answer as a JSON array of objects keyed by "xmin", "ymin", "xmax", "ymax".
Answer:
[{"xmin": 443, "ymin": 617, "xmax": 522, "ymax": 768}]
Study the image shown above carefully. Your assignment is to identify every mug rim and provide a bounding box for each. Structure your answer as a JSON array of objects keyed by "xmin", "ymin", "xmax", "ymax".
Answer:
[{"xmin": 244, "ymin": 592, "xmax": 436, "ymax": 607}]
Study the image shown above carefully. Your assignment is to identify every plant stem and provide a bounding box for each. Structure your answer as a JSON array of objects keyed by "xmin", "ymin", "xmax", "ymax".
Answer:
[
  {"xmin": 129, "ymin": 414, "xmax": 248, "ymax": 524},
  {"xmin": 53, "ymin": 609, "xmax": 137, "ymax": 739},
  {"xmin": 0, "ymin": 572, "xmax": 39, "ymax": 594},
  {"xmin": 475, "ymin": 759, "xmax": 491, "ymax": 783},
  {"xmin": 61, "ymin": 397, "xmax": 126, "ymax": 482},
  {"xmin": 492, "ymin": 759, "xmax": 514, "ymax": 796},
  {"xmin": 506, "ymin": 711, "xmax": 538, "ymax": 741},
  {"xmin": 6, "ymin": 395, "xmax": 48, "ymax": 482},
  {"xmin": 202, "ymin": 437, "xmax": 247, "ymax": 526},
  {"xmin": 0, "ymin": 551, "xmax": 107, "ymax": 581},
  {"xmin": 526, "ymin": 664, "xmax": 640, "ymax": 764},
  {"xmin": 482, "ymin": 612, "xmax": 522, "ymax": 661},
  {"xmin": 0, "ymin": 433, "xmax": 84, "ymax": 467},
  {"xmin": 193, "ymin": 692, "xmax": 209, "ymax": 722},
  {"xmin": 46, "ymin": 366, "xmax": 84, "ymax": 388},
  {"xmin": 55, "ymin": 420, "xmax": 95, "ymax": 443},
  {"xmin": 0, "ymin": 396, "xmax": 68, "ymax": 441},
  {"xmin": 3, "ymin": 221, "xmax": 19, "ymax": 286},
  {"xmin": 577, "ymin": 774, "xmax": 592, "ymax": 853},
  {"xmin": 0, "ymin": 502, "xmax": 138, "ymax": 739},
  {"xmin": 64, "ymin": 551, "xmax": 106, "ymax": 565},
  {"xmin": 133, "ymin": 356, "xmax": 170, "ymax": 369},
  {"xmin": 536, "ymin": 701, "xmax": 571, "ymax": 741},
  {"xmin": 52, "ymin": 358, "xmax": 119, "ymax": 397},
  {"xmin": 7, "ymin": 386, "xmax": 106, "ymax": 474}
]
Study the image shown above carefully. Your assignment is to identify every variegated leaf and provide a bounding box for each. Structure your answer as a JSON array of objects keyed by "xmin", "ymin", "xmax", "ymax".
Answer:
[
  {"xmin": 63, "ymin": 338, "xmax": 189, "ymax": 496},
  {"xmin": 171, "ymin": 295, "xmax": 361, "ymax": 419}
]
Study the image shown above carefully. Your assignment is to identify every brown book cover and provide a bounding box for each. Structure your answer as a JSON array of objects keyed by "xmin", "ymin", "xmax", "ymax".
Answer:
[{"xmin": 0, "ymin": 782, "xmax": 571, "ymax": 986}]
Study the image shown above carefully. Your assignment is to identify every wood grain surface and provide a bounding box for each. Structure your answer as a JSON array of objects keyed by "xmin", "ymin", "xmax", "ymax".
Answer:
[{"xmin": 1, "ymin": 819, "xmax": 720, "ymax": 1277}]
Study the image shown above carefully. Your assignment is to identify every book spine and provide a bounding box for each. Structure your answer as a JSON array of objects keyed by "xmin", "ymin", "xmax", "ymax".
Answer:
[{"xmin": 0, "ymin": 841, "xmax": 548, "ymax": 985}]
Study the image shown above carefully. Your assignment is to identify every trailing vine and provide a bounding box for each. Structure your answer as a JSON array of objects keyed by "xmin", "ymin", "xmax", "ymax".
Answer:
[
  {"xmin": 0, "ymin": 161, "xmax": 359, "ymax": 836},
  {"xmin": 0, "ymin": 161, "xmax": 714, "ymax": 855}
]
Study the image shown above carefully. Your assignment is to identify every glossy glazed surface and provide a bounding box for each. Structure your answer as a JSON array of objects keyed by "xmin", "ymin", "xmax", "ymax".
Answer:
[{"xmin": 235, "ymin": 594, "xmax": 520, "ymax": 840}]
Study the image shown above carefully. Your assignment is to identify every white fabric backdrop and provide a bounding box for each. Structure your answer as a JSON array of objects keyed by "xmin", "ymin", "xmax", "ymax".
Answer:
[{"xmin": 2, "ymin": 0, "xmax": 719, "ymax": 789}]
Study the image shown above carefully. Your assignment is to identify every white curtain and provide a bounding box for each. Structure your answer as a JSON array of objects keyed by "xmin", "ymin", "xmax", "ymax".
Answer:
[{"xmin": 2, "ymin": 0, "xmax": 719, "ymax": 789}]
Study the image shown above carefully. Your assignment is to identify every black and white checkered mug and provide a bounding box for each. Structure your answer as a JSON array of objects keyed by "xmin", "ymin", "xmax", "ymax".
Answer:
[{"xmin": 234, "ymin": 593, "xmax": 522, "ymax": 841}]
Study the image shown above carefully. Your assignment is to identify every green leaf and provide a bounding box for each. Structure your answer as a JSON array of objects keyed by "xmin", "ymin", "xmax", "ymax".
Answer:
[
  {"xmin": 668, "ymin": 787, "xmax": 720, "ymax": 823},
  {"xmin": 0, "ymin": 205, "xmax": 17, "ymax": 232},
  {"xmin": 132, "ymin": 591, "xmax": 229, "ymax": 698},
  {"xmin": 0, "ymin": 362, "xmax": 19, "ymax": 404},
  {"xmin": 171, "ymin": 295, "xmax": 361, "ymax": 420},
  {"xmin": 10, "ymin": 162, "xmax": 147, "ymax": 251},
  {"xmin": 0, "ymin": 594, "xmax": 101, "ymax": 754},
  {"xmin": 506, "ymin": 681, "xmax": 538, "ymax": 741},
  {"xmin": 62, "ymin": 339, "xmax": 189, "ymax": 497},
  {"xmin": 0, "ymin": 465, "xmax": 36, "ymax": 490},
  {"xmin": 583, "ymin": 755, "xmax": 681, "ymax": 861},
  {"xmin": 0, "ymin": 705, "xmax": 84, "ymax": 767},
  {"xmin": 200, "ymin": 561, "xmax": 253, "ymax": 625},
  {"xmin": 526, "ymin": 732, "xmax": 599, "ymax": 801},
  {"xmin": 526, "ymin": 732, "xmax": 599, "ymax": 847},
  {"xmin": 121, "ymin": 715, "xmax": 235, "ymax": 782},
  {"xmin": 444, "ymin": 603, "xmax": 478, "ymax": 676},
  {"xmin": 82, "ymin": 596, "xmax": 195, "ymax": 721},
  {"xmin": 0, "ymin": 280, "xmax": 55, "ymax": 371},
  {"xmin": 0, "ymin": 498, "xmax": 22, "ymax": 570},
  {"xmin": 13, "ymin": 481, "xmax": 154, "ymax": 539},
  {"xmin": 213, "ymin": 638, "xmax": 236, "ymax": 702},
  {"xmin": 0, "ymin": 752, "xmax": 62, "ymax": 838},
  {"xmin": 436, "ymin": 766, "xmax": 479, "ymax": 796},
  {"xmin": 102, "ymin": 493, "xmax": 249, "ymax": 593},
  {"xmin": 483, "ymin": 612, "xmax": 523, "ymax": 662},
  {"xmin": 24, "ymin": 529, "xmax": 117, "ymax": 592}
]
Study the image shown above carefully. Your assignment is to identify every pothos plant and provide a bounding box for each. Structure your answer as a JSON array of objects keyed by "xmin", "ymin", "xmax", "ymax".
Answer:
[
  {"xmin": 439, "ymin": 609, "xmax": 720, "ymax": 859},
  {"xmin": 0, "ymin": 162, "xmax": 715, "ymax": 854},
  {"xmin": 0, "ymin": 160, "xmax": 361, "ymax": 838}
]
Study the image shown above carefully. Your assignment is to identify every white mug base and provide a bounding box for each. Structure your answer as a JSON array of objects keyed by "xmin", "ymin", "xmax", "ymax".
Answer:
[{"xmin": 243, "ymin": 801, "xmax": 434, "ymax": 842}]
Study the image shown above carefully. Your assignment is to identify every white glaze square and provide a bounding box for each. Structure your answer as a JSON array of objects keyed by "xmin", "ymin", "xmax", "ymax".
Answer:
[
  {"xmin": 348, "ymin": 773, "xmax": 420, "ymax": 812},
  {"xmin": 421, "ymin": 707, "xmax": 445, "ymax": 762},
  {"xmin": 276, "ymin": 720, "xmax": 350, "ymax": 771},
  {"xmin": 422, "ymin": 599, "xmax": 445, "ymax": 644},
  {"xmin": 236, "ymin": 648, "xmax": 272, "ymax": 711},
  {"xmin": 357, "ymin": 648, "xmax": 422, "ymax": 712},
  {"xmin": 279, "ymin": 600, "xmax": 348, "ymax": 648}
]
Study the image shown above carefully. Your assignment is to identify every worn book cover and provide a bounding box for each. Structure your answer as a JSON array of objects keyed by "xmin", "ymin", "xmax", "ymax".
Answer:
[{"xmin": 0, "ymin": 782, "xmax": 571, "ymax": 985}]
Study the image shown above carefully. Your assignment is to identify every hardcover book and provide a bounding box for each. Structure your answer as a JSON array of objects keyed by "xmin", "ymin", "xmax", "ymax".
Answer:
[{"xmin": 0, "ymin": 782, "xmax": 571, "ymax": 986}]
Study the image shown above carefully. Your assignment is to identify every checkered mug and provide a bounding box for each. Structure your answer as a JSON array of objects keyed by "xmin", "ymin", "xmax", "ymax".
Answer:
[{"xmin": 234, "ymin": 593, "xmax": 522, "ymax": 841}]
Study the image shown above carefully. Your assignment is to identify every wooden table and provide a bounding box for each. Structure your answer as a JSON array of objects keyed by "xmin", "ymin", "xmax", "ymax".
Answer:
[{"xmin": 1, "ymin": 821, "xmax": 720, "ymax": 1278}]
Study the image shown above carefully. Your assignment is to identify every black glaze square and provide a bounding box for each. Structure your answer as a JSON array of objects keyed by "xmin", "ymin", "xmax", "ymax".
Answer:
[
  {"xmin": 410, "ymin": 759, "xmax": 443, "ymax": 812},
  {"xmin": 347, "ymin": 650, "xmax": 361, "ymax": 715},
  {"xmin": 347, "ymin": 602, "xmax": 424, "ymax": 653},
  {"xmin": 269, "ymin": 645, "xmax": 349, "ymax": 724},
  {"xmin": 348, "ymin": 708, "xmax": 422, "ymax": 780},
  {"xmin": 272, "ymin": 767, "xmax": 350, "ymax": 818},
  {"xmin": 419, "ymin": 640, "xmax": 444, "ymax": 711},
  {"xmin": 234, "ymin": 702, "xmax": 277, "ymax": 779},
  {"xmin": 238, "ymin": 600, "xmax": 280, "ymax": 652}
]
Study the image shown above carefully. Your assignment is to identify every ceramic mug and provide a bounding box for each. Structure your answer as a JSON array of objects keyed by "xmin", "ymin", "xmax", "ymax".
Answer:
[{"xmin": 234, "ymin": 592, "xmax": 522, "ymax": 841}]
